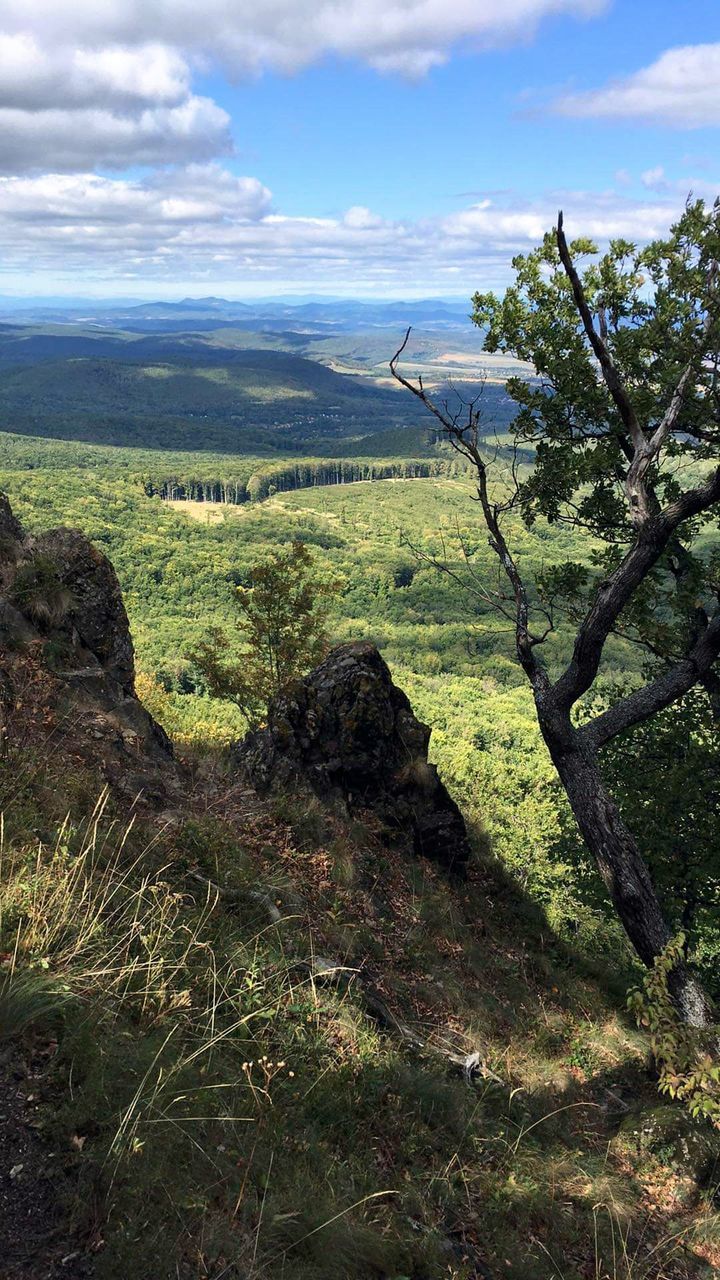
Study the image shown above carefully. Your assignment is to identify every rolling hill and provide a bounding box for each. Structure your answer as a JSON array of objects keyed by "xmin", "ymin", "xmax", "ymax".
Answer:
[{"xmin": 0, "ymin": 324, "xmax": 517, "ymax": 453}]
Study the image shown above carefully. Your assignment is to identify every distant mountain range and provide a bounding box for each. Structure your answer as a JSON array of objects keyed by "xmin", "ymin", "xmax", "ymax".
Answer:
[{"xmin": 0, "ymin": 295, "xmax": 473, "ymax": 333}]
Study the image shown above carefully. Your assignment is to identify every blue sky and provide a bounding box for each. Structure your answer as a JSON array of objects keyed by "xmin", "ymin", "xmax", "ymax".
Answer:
[
  {"xmin": 0, "ymin": 0, "xmax": 717, "ymax": 297},
  {"xmin": 207, "ymin": 1, "xmax": 719, "ymax": 221}
]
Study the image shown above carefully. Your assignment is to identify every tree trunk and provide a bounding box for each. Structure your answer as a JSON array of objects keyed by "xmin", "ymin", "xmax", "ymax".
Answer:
[{"xmin": 542, "ymin": 719, "xmax": 714, "ymax": 1028}]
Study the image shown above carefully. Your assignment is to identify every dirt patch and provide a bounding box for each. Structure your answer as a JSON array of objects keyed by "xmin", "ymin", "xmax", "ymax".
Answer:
[{"xmin": 0, "ymin": 1045, "xmax": 93, "ymax": 1280}]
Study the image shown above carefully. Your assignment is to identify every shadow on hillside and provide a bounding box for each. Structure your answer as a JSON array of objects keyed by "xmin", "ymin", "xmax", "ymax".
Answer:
[{"xmin": 2, "ymin": 708, "xmax": 715, "ymax": 1280}]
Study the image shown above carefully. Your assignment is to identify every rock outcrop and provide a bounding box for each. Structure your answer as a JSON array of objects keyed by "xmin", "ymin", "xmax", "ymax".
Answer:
[
  {"xmin": 0, "ymin": 496, "xmax": 470, "ymax": 855},
  {"xmin": 0, "ymin": 494, "xmax": 177, "ymax": 803},
  {"xmin": 0, "ymin": 492, "xmax": 22, "ymax": 546},
  {"xmin": 235, "ymin": 641, "xmax": 470, "ymax": 872},
  {"xmin": 31, "ymin": 527, "xmax": 135, "ymax": 689}
]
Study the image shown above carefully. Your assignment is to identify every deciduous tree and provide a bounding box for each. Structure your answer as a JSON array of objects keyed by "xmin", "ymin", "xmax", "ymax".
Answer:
[
  {"xmin": 190, "ymin": 540, "xmax": 333, "ymax": 729},
  {"xmin": 391, "ymin": 200, "xmax": 720, "ymax": 1027}
]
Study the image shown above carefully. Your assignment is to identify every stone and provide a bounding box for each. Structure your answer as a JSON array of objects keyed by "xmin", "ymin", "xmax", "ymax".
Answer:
[
  {"xmin": 621, "ymin": 1104, "xmax": 720, "ymax": 1186},
  {"xmin": 235, "ymin": 641, "xmax": 470, "ymax": 872},
  {"xmin": 31, "ymin": 527, "xmax": 134, "ymax": 690},
  {"xmin": 0, "ymin": 492, "xmax": 177, "ymax": 800}
]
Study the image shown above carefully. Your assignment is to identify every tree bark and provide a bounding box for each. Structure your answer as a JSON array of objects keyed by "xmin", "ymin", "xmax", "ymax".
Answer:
[
  {"xmin": 389, "ymin": 309, "xmax": 720, "ymax": 1030},
  {"xmin": 539, "ymin": 710, "xmax": 714, "ymax": 1028}
]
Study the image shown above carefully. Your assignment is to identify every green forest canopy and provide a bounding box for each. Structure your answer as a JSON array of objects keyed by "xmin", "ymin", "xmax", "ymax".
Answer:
[{"xmin": 7, "ymin": 433, "xmax": 713, "ymax": 988}]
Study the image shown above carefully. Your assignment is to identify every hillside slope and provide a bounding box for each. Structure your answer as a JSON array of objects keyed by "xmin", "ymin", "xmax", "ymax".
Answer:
[
  {"xmin": 0, "ymin": 325, "xmax": 516, "ymax": 453},
  {"xmin": 0, "ymin": 333, "xmax": 419, "ymax": 451},
  {"xmin": 1, "ymin": 494, "xmax": 719, "ymax": 1280}
]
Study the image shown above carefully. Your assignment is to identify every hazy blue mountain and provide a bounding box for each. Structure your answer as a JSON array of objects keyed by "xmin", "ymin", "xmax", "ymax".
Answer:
[{"xmin": 0, "ymin": 295, "xmax": 473, "ymax": 333}]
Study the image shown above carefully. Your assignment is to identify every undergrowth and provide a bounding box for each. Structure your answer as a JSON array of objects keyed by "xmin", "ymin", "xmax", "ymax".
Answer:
[{"xmin": 1, "ymin": 780, "xmax": 720, "ymax": 1279}]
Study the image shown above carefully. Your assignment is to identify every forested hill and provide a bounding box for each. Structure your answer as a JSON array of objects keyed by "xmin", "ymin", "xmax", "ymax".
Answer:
[
  {"xmin": 0, "ymin": 323, "xmax": 518, "ymax": 453},
  {"xmin": 0, "ymin": 348, "xmax": 404, "ymax": 451},
  {"xmin": 3, "ymin": 481, "xmax": 720, "ymax": 1279}
]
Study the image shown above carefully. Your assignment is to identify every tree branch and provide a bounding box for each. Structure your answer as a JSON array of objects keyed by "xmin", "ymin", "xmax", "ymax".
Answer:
[
  {"xmin": 558, "ymin": 214, "xmax": 719, "ymax": 530},
  {"xmin": 581, "ymin": 612, "xmax": 720, "ymax": 749},
  {"xmin": 390, "ymin": 331, "xmax": 549, "ymax": 688},
  {"xmin": 624, "ymin": 305, "xmax": 716, "ymax": 521},
  {"xmin": 551, "ymin": 465, "xmax": 720, "ymax": 712},
  {"xmin": 556, "ymin": 211, "xmax": 644, "ymax": 455}
]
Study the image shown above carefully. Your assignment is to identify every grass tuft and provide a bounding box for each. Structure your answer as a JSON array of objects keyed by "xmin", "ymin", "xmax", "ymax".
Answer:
[{"xmin": 1, "ymin": 782, "xmax": 718, "ymax": 1278}]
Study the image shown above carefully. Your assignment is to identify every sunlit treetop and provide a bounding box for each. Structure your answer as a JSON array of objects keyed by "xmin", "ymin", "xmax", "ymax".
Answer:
[{"xmin": 472, "ymin": 198, "xmax": 720, "ymax": 543}]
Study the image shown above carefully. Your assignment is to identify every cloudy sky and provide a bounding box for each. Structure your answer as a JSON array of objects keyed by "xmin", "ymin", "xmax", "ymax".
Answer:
[{"xmin": 0, "ymin": 0, "xmax": 717, "ymax": 298}]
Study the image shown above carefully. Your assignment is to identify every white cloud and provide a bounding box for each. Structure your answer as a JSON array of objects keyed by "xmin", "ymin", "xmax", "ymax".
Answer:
[
  {"xmin": 640, "ymin": 165, "xmax": 667, "ymax": 190},
  {"xmin": 0, "ymin": 166, "xmax": 271, "ymax": 229},
  {"xmin": 635, "ymin": 165, "xmax": 720, "ymax": 202},
  {"xmin": 0, "ymin": 170, "xmax": 694, "ymax": 294},
  {"xmin": 0, "ymin": 2, "xmax": 609, "ymax": 77},
  {"xmin": 0, "ymin": 29, "xmax": 232, "ymax": 172},
  {"xmin": 343, "ymin": 206, "xmax": 385, "ymax": 229},
  {"xmin": 441, "ymin": 192, "xmax": 683, "ymax": 245},
  {"xmin": 0, "ymin": 35, "xmax": 190, "ymax": 109},
  {"xmin": 0, "ymin": 2, "xmax": 608, "ymax": 172},
  {"xmin": 554, "ymin": 43, "xmax": 720, "ymax": 128},
  {"xmin": 0, "ymin": 31, "xmax": 225, "ymax": 171},
  {"xmin": 0, "ymin": 97, "xmax": 232, "ymax": 173}
]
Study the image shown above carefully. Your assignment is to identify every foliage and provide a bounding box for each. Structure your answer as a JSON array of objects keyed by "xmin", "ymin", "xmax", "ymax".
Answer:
[
  {"xmin": 189, "ymin": 540, "xmax": 335, "ymax": 727},
  {"xmin": 472, "ymin": 200, "xmax": 720, "ymax": 655},
  {"xmin": 628, "ymin": 934, "xmax": 720, "ymax": 1127},
  {"xmin": 144, "ymin": 455, "xmax": 464, "ymax": 506},
  {"xmin": 135, "ymin": 671, "xmax": 245, "ymax": 749},
  {"xmin": 600, "ymin": 689, "xmax": 720, "ymax": 992},
  {"xmin": 244, "ymin": 456, "xmax": 461, "ymax": 502}
]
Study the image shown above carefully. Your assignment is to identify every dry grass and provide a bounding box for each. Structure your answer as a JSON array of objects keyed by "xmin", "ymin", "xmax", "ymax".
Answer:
[{"xmin": 1, "ymin": 784, "xmax": 719, "ymax": 1278}]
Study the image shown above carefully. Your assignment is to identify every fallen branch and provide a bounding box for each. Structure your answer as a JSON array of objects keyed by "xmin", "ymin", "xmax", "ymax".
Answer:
[
  {"xmin": 289, "ymin": 957, "xmax": 503, "ymax": 1086},
  {"xmin": 188, "ymin": 873, "xmax": 504, "ymax": 1086},
  {"xmin": 185, "ymin": 870, "xmax": 294, "ymax": 924}
]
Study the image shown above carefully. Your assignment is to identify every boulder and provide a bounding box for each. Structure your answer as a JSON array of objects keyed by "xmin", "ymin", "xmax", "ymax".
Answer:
[
  {"xmin": 621, "ymin": 1104, "xmax": 720, "ymax": 1188},
  {"xmin": 32, "ymin": 527, "xmax": 134, "ymax": 690},
  {"xmin": 235, "ymin": 641, "xmax": 470, "ymax": 872},
  {"xmin": 0, "ymin": 492, "xmax": 177, "ymax": 798}
]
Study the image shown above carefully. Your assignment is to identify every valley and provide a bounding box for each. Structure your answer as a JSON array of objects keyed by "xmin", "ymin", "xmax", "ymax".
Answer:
[
  {"xmin": 1, "ymin": 281, "xmax": 719, "ymax": 1280},
  {"xmin": 1, "ymin": 9, "xmax": 718, "ymax": 1278}
]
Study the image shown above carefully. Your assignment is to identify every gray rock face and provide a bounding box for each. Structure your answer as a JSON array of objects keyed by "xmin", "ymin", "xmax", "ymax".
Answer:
[
  {"xmin": 32, "ymin": 527, "xmax": 135, "ymax": 690},
  {"xmin": 0, "ymin": 495, "xmax": 23, "ymax": 593},
  {"xmin": 0, "ymin": 493, "xmax": 22, "ymax": 545},
  {"xmin": 235, "ymin": 641, "xmax": 470, "ymax": 872},
  {"xmin": 0, "ymin": 493, "xmax": 176, "ymax": 796}
]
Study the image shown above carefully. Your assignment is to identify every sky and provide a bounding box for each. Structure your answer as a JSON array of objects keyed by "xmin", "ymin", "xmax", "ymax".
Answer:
[{"xmin": 0, "ymin": 0, "xmax": 717, "ymax": 299}]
